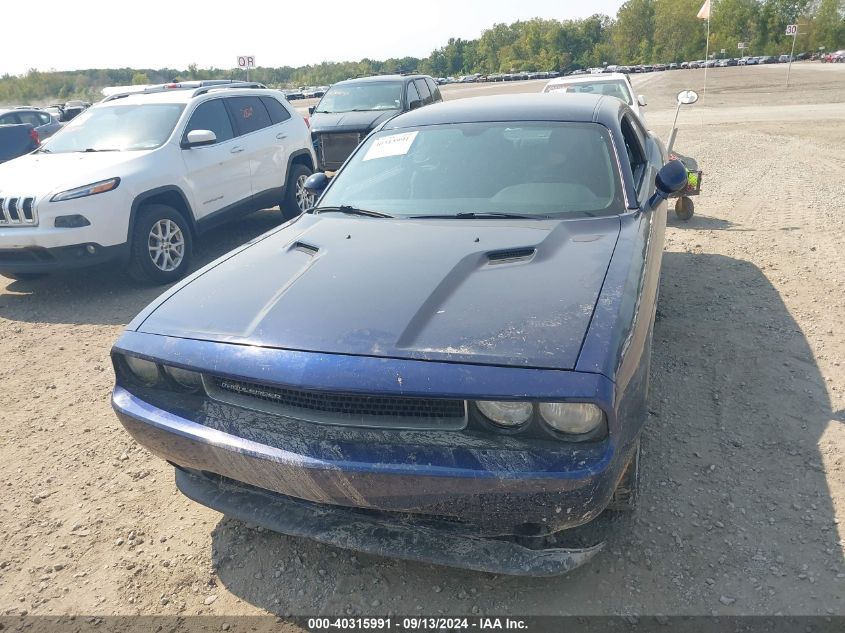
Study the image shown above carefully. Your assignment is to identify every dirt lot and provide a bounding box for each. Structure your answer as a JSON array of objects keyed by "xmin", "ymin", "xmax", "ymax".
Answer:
[{"xmin": 1, "ymin": 64, "xmax": 844, "ymax": 619}]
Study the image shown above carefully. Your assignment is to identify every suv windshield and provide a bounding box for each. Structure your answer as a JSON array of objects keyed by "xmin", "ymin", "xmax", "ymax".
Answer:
[
  {"xmin": 544, "ymin": 80, "xmax": 633, "ymax": 105},
  {"xmin": 43, "ymin": 103, "xmax": 185, "ymax": 153},
  {"xmin": 317, "ymin": 122, "xmax": 624, "ymax": 218},
  {"xmin": 315, "ymin": 82, "xmax": 403, "ymax": 113}
]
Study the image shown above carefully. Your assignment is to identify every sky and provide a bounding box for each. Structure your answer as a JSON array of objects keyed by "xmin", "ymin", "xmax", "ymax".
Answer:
[{"xmin": 2, "ymin": 0, "xmax": 625, "ymax": 76}]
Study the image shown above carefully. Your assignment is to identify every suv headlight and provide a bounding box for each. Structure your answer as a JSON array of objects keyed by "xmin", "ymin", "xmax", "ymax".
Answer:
[
  {"xmin": 51, "ymin": 177, "xmax": 120, "ymax": 202},
  {"xmin": 539, "ymin": 403, "xmax": 606, "ymax": 435}
]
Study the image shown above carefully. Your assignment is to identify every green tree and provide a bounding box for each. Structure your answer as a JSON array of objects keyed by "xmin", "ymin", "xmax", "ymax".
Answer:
[
  {"xmin": 613, "ymin": 0, "xmax": 656, "ymax": 64},
  {"xmin": 131, "ymin": 72, "xmax": 150, "ymax": 85},
  {"xmin": 653, "ymin": 0, "xmax": 708, "ymax": 62}
]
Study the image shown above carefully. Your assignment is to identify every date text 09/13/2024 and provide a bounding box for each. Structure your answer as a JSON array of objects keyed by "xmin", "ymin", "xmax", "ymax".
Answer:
[{"xmin": 307, "ymin": 618, "xmax": 528, "ymax": 630}]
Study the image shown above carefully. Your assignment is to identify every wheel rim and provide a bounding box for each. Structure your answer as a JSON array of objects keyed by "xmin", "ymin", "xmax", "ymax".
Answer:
[
  {"xmin": 295, "ymin": 174, "xmax": 315, "ymax": 212},
  {"xmin": 147, "ymin": 219, "xmax": 185, "ymax": 272}
]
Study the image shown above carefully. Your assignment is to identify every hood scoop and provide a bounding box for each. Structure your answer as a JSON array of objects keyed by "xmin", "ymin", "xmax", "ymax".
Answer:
[
  {"xmin": 290, "ymin": 241, "xmax": 319, "ymax": 256},
  {"xmin": 486, "ymin": 247, "xmax": 536, "ymax": 264}
]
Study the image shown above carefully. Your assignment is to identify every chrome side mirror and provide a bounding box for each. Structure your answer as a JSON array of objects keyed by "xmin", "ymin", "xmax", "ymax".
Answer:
[{"xmin": 677, "ymin": 90, "xmax": 699, "ymax": 105}]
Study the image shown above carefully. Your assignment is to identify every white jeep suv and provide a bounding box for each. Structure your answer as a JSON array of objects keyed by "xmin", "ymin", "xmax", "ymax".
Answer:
[{"xmin": 0, "ymin": 81, "xmax": 317, "ymax": 283}]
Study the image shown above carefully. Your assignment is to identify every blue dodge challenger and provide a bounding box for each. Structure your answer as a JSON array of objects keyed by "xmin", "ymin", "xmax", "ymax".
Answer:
[{"xmin": 111, "ymin": 94, "xmax": 687, "ymax": 576}]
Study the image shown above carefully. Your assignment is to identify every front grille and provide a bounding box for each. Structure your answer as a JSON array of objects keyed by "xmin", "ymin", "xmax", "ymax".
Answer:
[
  {"xmin": 205, "ymin": 376, "xmax": 467, "ymax": 430},
  {"xmin": 0, "ymin": 197, "xmax": 38, "ymax": 226},
  {"xmin": 319, "ymin": 133, "xmax": 363, "ymax": 169}
]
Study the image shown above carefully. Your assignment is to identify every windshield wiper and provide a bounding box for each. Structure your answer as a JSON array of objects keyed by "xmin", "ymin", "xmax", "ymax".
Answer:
[
  {"xmin": 408, "ymin": 212, "xmax": 543, "ymax": 220},
  {"xmin": 35, "ymin": 147, "xmax": 51, "ymax": 154},
  {"xmin": 81, "ymin": 148, "xmax": 119, "ymax": 152},
  {"xmin": 313, "ymin": 205, "xmax": 394, "ymax": 218}
]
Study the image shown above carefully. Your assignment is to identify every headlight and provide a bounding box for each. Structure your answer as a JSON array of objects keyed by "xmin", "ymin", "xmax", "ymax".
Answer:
[
  {"xmin": 539, "ymin": 402, "xmax": 605, "ymax": 435},
  {"xmin": 51, "ymin": 177, "xmax": 120, "ymax": 202},
  {"xmin": 124, "ymin": 356, "xmax": 160, "ymax": 386},
  {"xmin": 163, "ymin": 365, "xmax": 203, "ymax": 391},
  {"xmin": 476, "ymin": 400, "xmax": 533, "ymax": 427}
]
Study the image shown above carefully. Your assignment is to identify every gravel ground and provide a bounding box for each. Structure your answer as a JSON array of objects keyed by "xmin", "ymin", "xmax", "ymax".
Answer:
[{"xmin": 0, "ymin": 64, "xmax": 843, "ymax": 619}]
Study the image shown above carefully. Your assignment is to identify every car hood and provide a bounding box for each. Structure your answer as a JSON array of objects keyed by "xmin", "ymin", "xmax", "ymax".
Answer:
[
  {"xmin": 137, "ymin": 214, "xmax": 621, "ymax": 370},
  {"xmin": 310, "ymin": 110, "xmax": 398, "ymax": 134},
  {"xmin": 0, "ymin": 150, "xmax": 151, "ymax": 197}
]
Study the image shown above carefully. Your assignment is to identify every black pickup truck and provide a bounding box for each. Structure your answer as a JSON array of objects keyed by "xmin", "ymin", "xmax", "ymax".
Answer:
[{"xmin": 0, "ymin": 123, "xmax": 39, "ymax": 164}]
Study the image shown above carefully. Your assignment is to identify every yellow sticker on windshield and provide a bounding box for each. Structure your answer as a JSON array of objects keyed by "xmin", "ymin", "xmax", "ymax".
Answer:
[{"xmin": 363, "ymin": 132, "xmax": 418, "ymax": 161}]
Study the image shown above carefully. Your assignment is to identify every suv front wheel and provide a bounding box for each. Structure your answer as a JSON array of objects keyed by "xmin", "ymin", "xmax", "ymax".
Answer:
[
  {"xmin": 128, "ymin": 204, "xmax": 193, "ymax": 284},
  {"xmin": 281, "ymin": 163, "xmax": 314, "ymax": 220}
]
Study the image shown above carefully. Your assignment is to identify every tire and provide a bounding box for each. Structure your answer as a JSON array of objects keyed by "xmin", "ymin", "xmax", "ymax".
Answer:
[
  {"xmin": 127, "ymin": 204, "xmax": 193, "ymax": 284},
  {"xmin": 281, "ymin": 163, "xmax": 314, "ymax": 221},
  {"xmin": 607, "ymin": 439, "xmax": 640, "ymax": 511},
  {"xmin": 2, "ymin": 272, "xmax": 48, "ymax": 281},
  {"xmin": 674, "ymin": 196, "xmax": 695, "ymax": 221}
]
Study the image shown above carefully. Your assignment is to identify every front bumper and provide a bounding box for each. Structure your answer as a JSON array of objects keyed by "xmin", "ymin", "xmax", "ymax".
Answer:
[
  {"xmin": 0, "ymin": 243, "xmax": 129, "ymax": 273},
  {"xmin": 111, "ymin": 332, "xmax": 638, "ymax": 570},
  {"xmin": 175, "ymin": 467, "xmax": 603, "ymax": 576},
  {"xmin": 0, "ymin": 242, "xmax": 127, "ymax": 273},
  {"xmin": 114, "ymin": 385, "xmax": 624, "ymax": 533}
]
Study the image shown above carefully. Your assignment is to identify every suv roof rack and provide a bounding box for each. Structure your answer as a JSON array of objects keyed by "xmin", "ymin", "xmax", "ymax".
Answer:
[{"xmin": 102, "ymin": 80, "xmax": 267, "ymax": 103}]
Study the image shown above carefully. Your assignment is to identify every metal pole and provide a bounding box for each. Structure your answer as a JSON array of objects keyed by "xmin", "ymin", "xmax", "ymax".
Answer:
[
  {"xmin": 786, "ymin": 30, "xmax": 797, "ymax": 87},
  {"xmin": 702, "ymin": 16, "xmax": 711, "ymax": 104}
]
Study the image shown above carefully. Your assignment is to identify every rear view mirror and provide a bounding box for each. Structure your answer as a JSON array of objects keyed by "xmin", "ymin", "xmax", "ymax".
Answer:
[
  {"xmin": 308, "ymin": 106, "xmax": 316, "ymax": 116},
  {"xmin": 183, "ymin": 129, "xmax": 217, "ymax": 148},
  {"xmin": 303, "ymin": 172, "xmax": 329, "ymax": 196},
  {"xmin": 637, "ymin": 95, "xmax": 648, "ymax": 107},
  {"xmin": 677, "ymin": 90, "xmax": 699, "ymax": 105}
]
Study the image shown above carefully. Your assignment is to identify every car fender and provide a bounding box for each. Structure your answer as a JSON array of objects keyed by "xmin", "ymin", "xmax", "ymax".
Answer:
[{"xmin": 129, "ymin": 185, "xmax": 197, "ymax": 240}]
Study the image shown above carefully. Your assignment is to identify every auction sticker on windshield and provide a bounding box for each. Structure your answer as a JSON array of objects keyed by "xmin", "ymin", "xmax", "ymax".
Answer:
[{"xmin": 363, "ymin": 131, "xmax": 418, "ymax": 161}]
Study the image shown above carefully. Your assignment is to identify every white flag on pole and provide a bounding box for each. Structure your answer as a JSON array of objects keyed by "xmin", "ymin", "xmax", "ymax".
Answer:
[{"xmin": 697, "ymin": 0, "xmax": 711, "ymax": 20}]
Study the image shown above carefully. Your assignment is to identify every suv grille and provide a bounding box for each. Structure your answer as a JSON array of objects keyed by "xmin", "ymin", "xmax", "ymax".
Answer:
[
  {"xmin": 0, "ymin": 197, "xmax": 38, "ymax": 226},
  {"xmin": 205, "ymin": 376, "xmax": 467, "ymax": 430},
  {"xmin": 318, "ymin": 133, "xmax": 363, "ymax": 170}
]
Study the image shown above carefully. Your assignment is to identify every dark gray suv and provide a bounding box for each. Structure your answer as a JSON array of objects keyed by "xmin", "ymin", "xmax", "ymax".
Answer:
[{"xmin": 308, "ymin": 74, "xmax": 443, "ymax": 171}]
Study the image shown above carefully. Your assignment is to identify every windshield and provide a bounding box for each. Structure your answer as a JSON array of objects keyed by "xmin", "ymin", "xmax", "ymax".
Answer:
[
  {"xmin": 317, "ymin": 122, "xmax": 624, "ymax": 218},
  {"xmin": 315, "ymin": 82, "xmax": 403, "ymax": 113},
  {"xmin": 43, "ymin": 103, "xmax": 185, "ymax": 153},
  {"xmin": 544, "ymin": 80, "xmax": 633, "ymax": 105}
]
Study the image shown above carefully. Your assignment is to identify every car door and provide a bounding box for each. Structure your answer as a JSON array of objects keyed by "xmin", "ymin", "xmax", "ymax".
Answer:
[
  {"xmin": 405, "ymin": 80, "xmax": 421, "ymax": 110},
  {"xmin": 224, "ymin": 96, "xmax": 277, "ymax": 201},
  {"xmin": 180, "ymin": 97, "xmax": 252, "ymax": 222},
  {"xmin": 425, "ymin": 78, "xmax": 443, "ymax": 103},
  {"xmin": 255, "ymin": 95, "xmax": 297, "ymax": 199},
  {"xmin": 414, "ymin": 79, "xmax": 433, "ymax": 107}
]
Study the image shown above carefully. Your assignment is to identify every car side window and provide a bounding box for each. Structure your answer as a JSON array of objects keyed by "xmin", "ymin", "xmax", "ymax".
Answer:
[
  {"xmin": 183, "ymin": 99, "xmax": 234, "ymax": 144},
  {"xmin": 0, "ymin": 113, "xmax": 17, "ymax": 125},
  {"xmin": 18, "ymin": 112, "xmax": 42, "ymax": 126},
  {"xmin": 260, "ymin": 96, "xmax": 292, "ymax": 124},
  {"xmin": 226, "ymin": 96, "xmax": 272, "ymax": 136},
  {"xmin": 406, "ymin": 81, "xmax": 421, "ymax": 108},
  {"xmin": 426, "ymin": 78, "xmax": 442, "ymax": 102},
  {"xmin": 620, "ymin": 115, "xmax": 646, "ymax": 189},
  {"xmin": 38, "ymin": 113, "xmax": 52, "ymax": 125},
  {"xmin": 415, "ymin": 79, "xmax": 432, "ymax": 105}
]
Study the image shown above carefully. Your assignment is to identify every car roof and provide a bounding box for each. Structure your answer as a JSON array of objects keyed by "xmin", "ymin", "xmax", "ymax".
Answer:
[
  {"xmin": 382, "ymin": 93, "xmax": 626, "ymax": 130},
  {"xmin": 545, "ymin": 73, "xmax": 631, "ymax": 86},
  {"xmin": 97, "ymin": 87, "xmax": 281, "ymax": 107},
  {"xmin": 334, "ymin": 74, "xmax": 428, "ymax": 86}
]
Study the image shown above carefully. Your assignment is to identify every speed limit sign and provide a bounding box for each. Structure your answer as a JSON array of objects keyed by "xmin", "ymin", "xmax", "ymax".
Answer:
[{"xmin": 785, "ymin": 24, "xmax": 797, "ymax": 35}]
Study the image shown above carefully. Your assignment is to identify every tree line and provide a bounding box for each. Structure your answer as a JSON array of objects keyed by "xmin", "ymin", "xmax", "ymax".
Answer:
[{"xmin": 1, "ymin": 0, "xmax": 842, "ymax": 105}]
